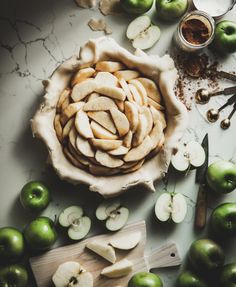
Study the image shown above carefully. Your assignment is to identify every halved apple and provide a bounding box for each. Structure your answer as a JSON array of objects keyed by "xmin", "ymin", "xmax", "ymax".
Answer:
[
  {"xmin": 52, "ymin": 261, "xmax": 93, "ymax": 287},
  {"xmin": 59, "ymin": 206, "xmax": 91, "ymax": 240},
  {"xmin": 155, "ymin": 193, "xmax": 187, "ymax": 224},
  {"xmin": 126, "ymin": 16, "xmax": 161, "ymax": 50},
  {"xmin": 171, "ymin": 141, "xmax": 206, "ymax": 173},
  {"xmin": 96, "ymin": 199, "xmax": 129, "ymax": 231}
]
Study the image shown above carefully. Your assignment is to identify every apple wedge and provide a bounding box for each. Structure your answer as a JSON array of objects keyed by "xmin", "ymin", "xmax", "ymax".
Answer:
[
  {"xmin": 123, "ymin": 130, "xmax": 133, "ymax": 148},
  {"xmin": 71, "ymin": 79, "xmax": 97, "ymax": 102},
  {"xmin": 171, "ymin": 141, "xmax": 206, "ymax": 172},
  {"xmin": 75, "ymin": 110, "xmax": 94, "ymax": 139},
  {"xmin": 124, "ymin": 101, "xmax": 139, "ymax": 133},
  {"xmin": 83, "ymin": 96, "xmax": 117, "ymax": 111},
  {"xmin": 86, "ymin": 241, "xmax": 116, "ymax": 263},
  {"xmin": 114, "ymin": 70, "xmax": 140, "ymax": 81},
  {"xmin": 86, "ymin": 92, "xmax": 100, "ymax": 102},
  {"xmin": 95, "ymin": 150, "xmax": 124, "ymax": 168},
  {"xmin": 87, "ymin": 111, "xmax": 117, "ymax": 134},
  {"xmin": 62, "ymin": 118, "xmax": 74, "ymax": 139},
  {"xmin": 124, "ymin": 136, "xmax": 153, "ymax": 162},
  {"xmin": 90, "ymin": 139, "xmax": 122, "ymax": 151},
  {"xmin": 95, "ymin": 86, "xmax": 126, "ymax": 101},
  {"xmin": 76, "ymin": 134, "xmax": 95, "ymax": 158},
  {"xmin": 109, "ymin": 231, "xmax": 141, "ymax": 250},
  {"xmin": 155, "ymin": 193, "xmax": 187, "ymax": 223},
  {"xmin": 96, "ymin": 200, "xmax": 129, "ymax": 231},
  {"xmin": 119, "ymin": 79, "xmax": 134, "ymax": 102},
  {"xmin": 133, "ymin": 113, "xmax": 148, "ymax": 147},
  {"xmin": 95, "ymin": 71, "xmax": 118, "ymax": 87},
  {"xmin": 59, "ymin": 206, "xmax": 91, "ymax": 240},
  {"xmin": 128, "ymin": 84, "xmax": 142, "ymax": 106},
  {"xmin": 95, "ymin": 61, "xmax": 125, "ymax": 73},
  {"xmin": 57, "ymin": 88, "xmax": 71, "ymax": 112},
  {"xmin": 61, "ymin": 102, "xmax": 85, "ymax": 125},
  {"xmin": 52, "ymin": 261, "xmax": 93, "ymax": 287},
  {"xmin": 90, "ymin": 121, "xmax": 118, "ymax": 140},
  {"xmin": 108, "ymin": 146, "xmax": 129, "ymax": 156},
  {"xmin": 101, "ymin": 259, "xmax": 133, "ymax": 278},
  {"xmin": 137, "ymin": 78, "xmax": 162, "ymax": 104},
  {"xmin": 71, "ymin": 67, "xmax": 96, "ymax": 86},
  {"xmin": 128, "ymin": 79, "xmax": 148, "ymax": 106},
  {"xmin": 89, "ymin": 164, "xmax": 120, "ymax": 176},
  {"xmin": 54, "ymin": 114, "xmax": 63, "ymax": 142},
  {"xmin": 110, "ymin": 108, "xmax": 130, "ymax": 137}
]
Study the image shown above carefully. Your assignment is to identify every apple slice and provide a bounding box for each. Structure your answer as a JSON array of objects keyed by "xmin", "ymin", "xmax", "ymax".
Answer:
[
  {"xmin": 155, "ymin": 193, "xmax": 187, "ymax": 224},
  {"xmin": 101, "ymin": 259, "xmax": 133, "ymax": 278},
  {"xmin": 83, "ymin": 96, "xmax": 118, "ymax": 112},
  {"xmin": 95, "ymin": 61, "xmax": 125, "ymax": 73},
  {"xmin": 137, "ymin": 78, "xmax": 162, "ymax": 104},
  {"xmin": 90, "ymin": 139, "xmax": 122, "ymax": 151},
  {"xmin": 126, "ymin": 15, "xmax": 151, "ymax": 40},
  {"xmin": 110, "ymin": 108, "xmax": 130, "ymax": 137},
  {"xmin": 75, "ymin": 110, "xmax": 94, "ymax": 139},
  {"xmin": 95, "ymin": 86, "xmax": 126, "ymax": 101},
  {"xmin": 108, "ymin": 146, "xmax": 129, "ymax": 156},
  {"xmin": 96, "ymin": 200, "xmax": 129, "ymax": 231},
  {"xmin": 124, "ymin": 136, "xmax": 153, "ymax": 162},
  {"xmin": 87, "ymin": 111, "xmax": 117, "ymax": 134},
  {"xmin": 86, "ymin": 241, "xmax": 116, "ymax": 263},
  {"xmin": 124, "ymin": 101, "xmax": 139, "ymax": 133},
  {"xmin": 52, "ymin": 261, "xmax": 93, "ymax": 287},
  {"xmin": 95, "ymin": 72, "xmax": 118, "ymax": 87},
  {"xmin": 90, "ymin": 121, "xmax": 118, "ymax": 140},
  {"xmin": 109, "ymin": 231, "xmax": 141, "ymax": 250},
  {"xmin": 71, "ymin": 79, "xmax": 97, "ymax": 102},
  {"xmin": 171, "ymin": 141, "xmax": 206, "ymax": 172},
  {"xmin": 71, "ymin": 67, "xmax": 96, "ymax": 86},
  {"xmin": 59, "ymin": 206, "xmax": 91, "ymax": 240},
  {"xmin": 114, "ymin": 70, "xmax": 140, "ymax": 81},
  {"xmin": 127, "ymin": 16, "xmax": 161, "ymax": 50},
  {"xmin": 95, "ymin": 150, "xmax": 124, "ymax": 168}
]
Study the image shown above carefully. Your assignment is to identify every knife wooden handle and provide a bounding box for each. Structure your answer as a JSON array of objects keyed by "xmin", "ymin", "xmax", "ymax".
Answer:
[{"xmin": 194, "ymin": 184, "xmax": 207, "ymax": 230}]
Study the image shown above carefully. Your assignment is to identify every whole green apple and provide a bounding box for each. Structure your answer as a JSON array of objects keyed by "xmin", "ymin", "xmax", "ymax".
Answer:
[
  {"xmin": 0, "ymin": 227, "xmax": 24, "ymax": 263},
  {"xmin": 176, "ymin": 270, "xmax": 207, "ymax": 287},
  {"xmin": 211, "ymin": 203, "xmax": 236, "ymax": 238},
  {"xmin": 189, "ymin": 239, "xmax": 225, "ymax": 272},
  {"xmin": 128, "ymin": 272, "xmax": 163, "ymax": 287},
  {"xmin": 156, "ymin": 0, "xmax": 188, "ymax": 21},
  {"xmin": 120, "ymin": 0, "xmax": 154, "ymax": 14},
  {"xmin": 24, "ymin": 217, "xmax": 57, "ymax": 251},
  {"xmin": 20, "ymin": 181, "xmax": 50, "ymax": 212},
  {"xmin": 213, "ymin": 21, "xmax": 236, "ymax": 54},
  {"xmin": 207, "ymin": 160, "xmax": 236, "ymax": 194},
  {"xmin": 220, "ymin": 263, "xmax": 236, "ymax": 287},
  {"xmin": 0, "ymin": 265, "xmax": 28, "ymax": 287}
]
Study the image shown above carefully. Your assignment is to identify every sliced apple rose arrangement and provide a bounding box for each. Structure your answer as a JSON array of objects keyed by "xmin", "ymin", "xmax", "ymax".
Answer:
[{"xmin": 54, "ymin": 60, "xmax": 166, "ymax": 176}]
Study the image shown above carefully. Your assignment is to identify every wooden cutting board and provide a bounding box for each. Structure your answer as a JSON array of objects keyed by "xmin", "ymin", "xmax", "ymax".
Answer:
[{"xmin": 30, "ymin": 221, "xmax": 181, "ymax": 287}]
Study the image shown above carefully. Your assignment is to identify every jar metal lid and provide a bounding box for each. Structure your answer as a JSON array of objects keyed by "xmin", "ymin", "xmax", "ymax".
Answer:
[{"xmin": 193, "ymin": 0, "xmax": 236, "ymax": 18}]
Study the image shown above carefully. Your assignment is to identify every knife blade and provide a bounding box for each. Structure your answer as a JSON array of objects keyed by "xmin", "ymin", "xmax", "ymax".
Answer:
[{"xmin": 194, "ymin": 133, "xmax": 209, "ymax": 230}]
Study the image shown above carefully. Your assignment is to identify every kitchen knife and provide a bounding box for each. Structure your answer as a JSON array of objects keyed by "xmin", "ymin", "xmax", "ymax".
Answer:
[{"xmin": 194, "ymin": 133, "xmax": 209, "ymax": 230}]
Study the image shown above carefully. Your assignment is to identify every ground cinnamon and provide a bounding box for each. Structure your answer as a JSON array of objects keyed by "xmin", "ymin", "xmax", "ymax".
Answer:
[{"xmin": 182, "ymin": 19, "xmax": 210, "ymax": 45}]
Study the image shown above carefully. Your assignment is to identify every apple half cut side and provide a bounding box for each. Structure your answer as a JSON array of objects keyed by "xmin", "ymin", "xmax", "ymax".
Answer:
[
  {"xmin": 171, "ymin": 141, "xmax": 206, "ymax": 173},
  {"xmin": 109, "ymin": 231, "xmax": 142, "ymax": 250},
  {"xmin": 52, "ymin": 261, "xmax": 93, "ymax": 287},
  {"xmin": 126, "ymin": 15, "xmax": 161, "ymax": 50},
  {"xmin": 96, "ymin": 200, "xmax": 129, "ymax": 231},
  {"xmin": 86, "ymin": 241, "xmax": 116, "ymax": 263},
  {"xmin": 155, "ymin": 193, "xmax": 187, "ymax": 223},
  {"xmin": 59, "ymin": 206, "xmax": 91, "ymax": 240},
  {"xmin": 101, "ymin": 259, "xmax": 133, "ymax": 278}
]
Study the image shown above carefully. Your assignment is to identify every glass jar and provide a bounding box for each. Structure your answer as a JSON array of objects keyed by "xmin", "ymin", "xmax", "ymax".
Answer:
[{"xmin": 174, "ymin": 10, "xmax": 215, "ymax": 53}]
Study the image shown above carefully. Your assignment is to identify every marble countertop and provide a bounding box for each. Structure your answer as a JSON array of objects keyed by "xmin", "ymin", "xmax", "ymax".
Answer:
[{"xmin": 0, "ymin": 0, "xmax": 235, "ymax": 286}]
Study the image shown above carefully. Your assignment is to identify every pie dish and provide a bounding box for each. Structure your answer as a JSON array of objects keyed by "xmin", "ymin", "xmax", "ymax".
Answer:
[{"xmin": 31, "ymin": 37, "xmax": 188, "ymax": 197}]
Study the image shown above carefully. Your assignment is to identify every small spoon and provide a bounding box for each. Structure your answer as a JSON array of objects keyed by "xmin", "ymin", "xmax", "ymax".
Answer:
[
  {"xmin": 207, "ymin": 94, "xmax": 236, "ymax": 123},
  {"xmin": 221, "ymin": 102, "xmax": 236, "ymax": 130},
  {"xmin": 195, "ymin": 86, "xmax": 236, "ymax": 105}
]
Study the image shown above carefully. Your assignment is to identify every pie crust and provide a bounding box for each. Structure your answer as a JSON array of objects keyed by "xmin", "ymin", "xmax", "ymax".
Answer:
[{"xmin": 31, "ymin": 37, "xmax": 188, "ymax": 197}]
